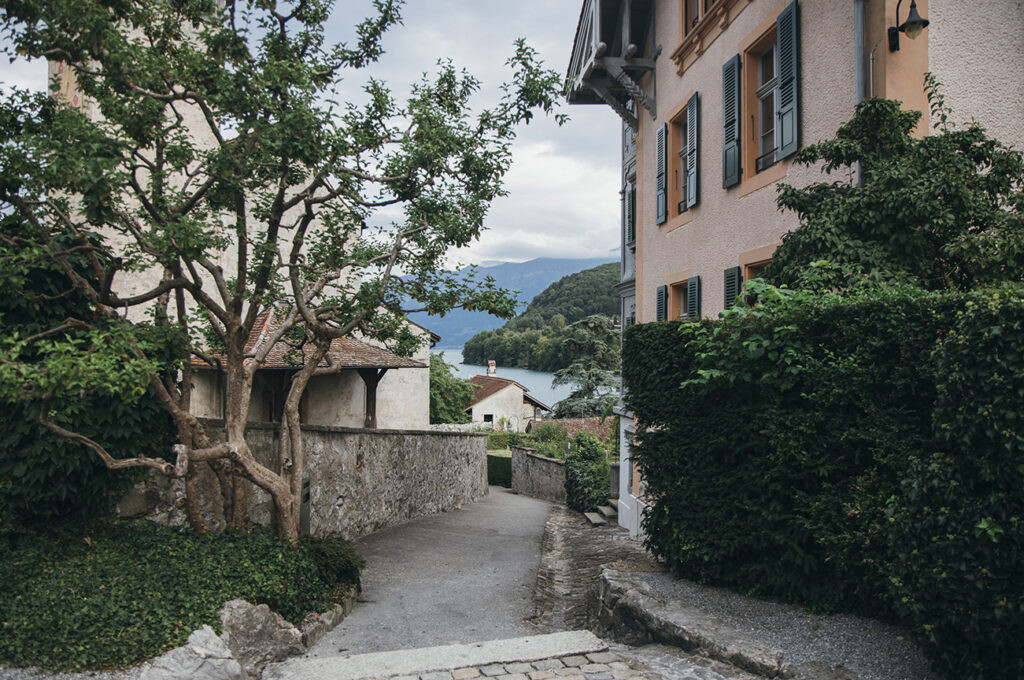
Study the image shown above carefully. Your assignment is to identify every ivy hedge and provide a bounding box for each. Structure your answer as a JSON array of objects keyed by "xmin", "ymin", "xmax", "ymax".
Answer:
[{"xmin": 622, "ymin": 284, "xmax": 1024, "ymax": 680}]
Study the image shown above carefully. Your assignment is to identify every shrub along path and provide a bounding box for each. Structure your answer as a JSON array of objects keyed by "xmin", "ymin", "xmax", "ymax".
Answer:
[{"xmin": 283, "ymin": 486, "xmax": 553, "ymax": 662}]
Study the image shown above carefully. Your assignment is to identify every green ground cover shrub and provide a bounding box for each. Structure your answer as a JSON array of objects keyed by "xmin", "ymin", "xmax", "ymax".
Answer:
[
  {"xmin": 622, "ymin": 284, "xmax": 1024, "ymax": 679},
  {"xmin": 0, "ymin": 520, "xmax": 361, "ymax": 671},
  {"xmin": 563, "ymin": 432, "xmax": 609, "ymax": 512},
  {"xmin": 485, "ymin": 430, "xmax": 513, "ymax": 450}
]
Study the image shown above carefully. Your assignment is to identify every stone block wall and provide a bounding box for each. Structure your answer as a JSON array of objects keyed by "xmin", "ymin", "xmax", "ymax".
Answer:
[
  {"xmin": 511, "ymin": 445, "xmax": 566, "ymax": 504},
  {"xmin": 143, "ymin": 423, "xmax": 488, "ymax": 540}
]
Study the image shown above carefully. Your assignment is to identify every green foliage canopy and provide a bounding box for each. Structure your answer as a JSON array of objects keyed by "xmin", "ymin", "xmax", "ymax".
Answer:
[
  {"xmin": 765, "ymin": 79, "xmax": 1024, "ymax": 292},
  {"xmin": 428, "ymin": 352, "xmax": 474, "ymax": 424},
  {"xmin": 552, "ymin": 315, "xmax": 619, "ymax": 418},
  {"xmin": 0, "ymin": 0, "xmax": 566, "ymax": 540}
]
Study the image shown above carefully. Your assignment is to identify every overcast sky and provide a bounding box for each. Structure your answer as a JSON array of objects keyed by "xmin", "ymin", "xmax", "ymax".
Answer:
[{"xmin": 1, "ymin": 1, "xmax": 622, "ymax": 267}]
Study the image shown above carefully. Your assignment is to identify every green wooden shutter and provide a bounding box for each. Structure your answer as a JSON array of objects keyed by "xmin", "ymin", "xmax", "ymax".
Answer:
[
  {"xmin": 685, "ymin": 92, "xmax": 699, "ymax": 209},
  {"xmin": 656, "ymin": 123, "xmax": 668, "ymax": 224},
  {"xmin": 656, "ymin": 285, "xmax": 667, "ymax": 321},
  {"xmin": 722, "ymin": 55, "xmax": 742, "ymax": 188},
  {"xmin": 776, "ymin": 0, "xmax": 800, "ymax": 160},
  {"xmin": 723, "ymin": 266, "xmax": 743, "ymax": 308},
  {"xmin": 686, "ymin": 276, "xmax": 701, "ymax": 319},
  {"xmin": 625, "ymin": 183, "xmax": 636, "ymax": 244}
]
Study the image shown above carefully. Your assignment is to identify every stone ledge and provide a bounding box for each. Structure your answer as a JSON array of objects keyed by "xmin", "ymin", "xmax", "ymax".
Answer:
[
  {"xmin": 300, "ymin": 584, "xmax": 360, "ymax": 648},
  {"xmin": 596, "ymin": 569, "xmax": 785, "ymax": 677},
  {"xmin": 595, "ymin": 570, "xmax": 863, "ymax": 680}
]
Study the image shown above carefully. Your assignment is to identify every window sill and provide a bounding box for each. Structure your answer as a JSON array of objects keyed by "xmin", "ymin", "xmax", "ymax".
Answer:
[
  {"xmin": 663, "ymin": 207, "xmax": 697, "ymax": 233},
  {"xmin": 736, "ymin": 157, "xmax": 790, "ymax": 198}
]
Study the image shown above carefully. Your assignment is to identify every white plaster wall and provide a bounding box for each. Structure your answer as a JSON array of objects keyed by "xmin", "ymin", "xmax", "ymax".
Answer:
[
  {"xmin": 470, "ymin": 386, "xmax": 528, "ymax": 430},
  {"xmin": 361, "ymin": 322, "xmax": 432, "ymax": 430},
  {"xmin": 304, "ymin": 371, "xmax": 365, "ymax": 428},
  {"xmin": 637, "ymin": 0, "xmax": 859, "ymax": 321},
  {"xmin": 374, "ymin": 366, "xmax": 430, "ymax": 429},
  {"xmin": 190, "ymin": 371, "xmax": 223, "ymax": 420},
  {"xmin": 928, "ymin": 0, "xmax": 1024, "ymax": 151}
]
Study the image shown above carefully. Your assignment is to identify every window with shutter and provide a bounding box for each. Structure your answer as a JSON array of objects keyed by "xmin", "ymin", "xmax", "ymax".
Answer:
[
  {"xmin": 724, "ymin": 266, "xmax": 743, "ymax": 308},
  {"xmin": 656, "ymin": 285, "xmax": 668, "ymax": 322},
  {"xmin": 656, "ymin": 124, "xmax": 668, "ymax": 224},
  {"xmin": 625, "ymin": 182, "xmax": 636, "ymax": 244},
  {"xmin": 776, "ymin": 0, "xmax": 800, "ymax": 160},
  {"xmin": 686, "ymin": 276, "xmax": 702, "ymax": 319},
  {"xmin": 722, "ymin": 55, "xmax": 742, "ymax": 188},
  {"xmin": 741, "ymin": 0, "xmax": 800, "ymax": 180},
  {"xmin": 685, "ymin": 92, "xmax": 699, "ymax": 209}
]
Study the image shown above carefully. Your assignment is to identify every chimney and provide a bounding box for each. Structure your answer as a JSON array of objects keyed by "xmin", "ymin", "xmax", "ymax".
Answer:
[{"xmin": 487, "ymin": 360, "xmax": 496, "ymax": 376}]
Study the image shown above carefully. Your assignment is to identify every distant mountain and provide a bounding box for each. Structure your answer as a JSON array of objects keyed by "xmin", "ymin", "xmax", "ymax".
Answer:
[{"xmin": 408, "ymin": 257, "xmax": 615, "ymax": 349}]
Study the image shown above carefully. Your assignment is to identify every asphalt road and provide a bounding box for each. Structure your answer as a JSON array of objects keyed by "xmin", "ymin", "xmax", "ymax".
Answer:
[{"xmin": 300, "ymin": 486, "xmax": 552, "ymax": 658}]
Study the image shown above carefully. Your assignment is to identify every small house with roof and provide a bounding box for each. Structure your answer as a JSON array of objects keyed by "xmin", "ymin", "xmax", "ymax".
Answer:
[
  {"xmin": 465, "ymin": 372, "xmax": 552, "ymax": 431},
  {"xmin": 191, "ymin": 309, "xmax": 432, "ymax": 430}
]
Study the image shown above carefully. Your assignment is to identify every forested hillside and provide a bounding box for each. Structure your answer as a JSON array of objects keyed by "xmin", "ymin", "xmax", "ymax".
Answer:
[
  {"xmin": 504, "ymin": 263, "xmax": 619, "ymax": 331},
  {"xmin": 406, "ymin": 257, "xmax": 613, "ymax": 348},
  {"xmin": 462, "ymin": 263, "xmax": 619, "ymax": 371}
]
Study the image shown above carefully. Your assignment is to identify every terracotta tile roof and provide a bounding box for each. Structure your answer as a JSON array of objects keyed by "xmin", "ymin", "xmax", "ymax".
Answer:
[
  {"xmin": 193, "ymin": 308, "xmax": 425, "ymax": 370},
  {"xmin": 466, "ymin": 375, "xmax": 552, "ymax": 412}
]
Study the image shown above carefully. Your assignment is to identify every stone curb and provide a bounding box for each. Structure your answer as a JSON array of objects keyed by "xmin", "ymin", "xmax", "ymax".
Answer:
[
  {"xmin": 596, "ymin": 569, "xmax": 848, "ymax": 680},
  {"xmin": 301, "ymin": 585, "xmax": 360, "ymax": 648},
  {"xmin": 264, "ymin": 631, "xmax": 608, "ymax": 680}
]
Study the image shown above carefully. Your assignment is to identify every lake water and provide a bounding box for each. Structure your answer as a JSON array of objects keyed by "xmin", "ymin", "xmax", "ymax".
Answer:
[{"xmin": 435, "ymin": 348, "xmax": 571, "ymax": 411}]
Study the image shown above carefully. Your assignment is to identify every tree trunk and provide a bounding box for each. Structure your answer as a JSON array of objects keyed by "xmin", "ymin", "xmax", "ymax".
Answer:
[{"xmin": 183, "ymin": 459, "xmax": 207, "ymax": 534}]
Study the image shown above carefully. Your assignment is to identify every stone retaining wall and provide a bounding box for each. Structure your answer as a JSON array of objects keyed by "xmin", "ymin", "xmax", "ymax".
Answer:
[
  {"xmin": 511, "ymin": 445, "xmax": 566, "ymax": 504},
  {"xmin": 143, "ymin": 423, "xmax": 488, "ymax": 540}
]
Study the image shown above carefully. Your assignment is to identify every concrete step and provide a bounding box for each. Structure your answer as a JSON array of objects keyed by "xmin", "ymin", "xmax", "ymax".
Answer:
[
  {"xmin": 597, "ymin": 504, "xmax": 618, "ymax": 519},
  {"xmin": 583, "ymin": 511, "xmax": 608, "ymax": 526},
  {"xmin": 264, "ymin": 631, "xmax": 607, "ymax": 680}
]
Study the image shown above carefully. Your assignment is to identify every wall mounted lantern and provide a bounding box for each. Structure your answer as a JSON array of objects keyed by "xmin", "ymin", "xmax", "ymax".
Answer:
[{"xmin": 888, "ymin": 0, "xmax": 930, "ymax": 51}]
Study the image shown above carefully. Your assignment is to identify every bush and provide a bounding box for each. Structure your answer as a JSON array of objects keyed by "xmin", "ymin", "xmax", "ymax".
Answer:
[
  {"xmin": 563, "ymin": 432, "xmax": 609, "ymax": 512},
  {"xmin": 0, "ymin": 520, "xmax": 362, "ymax": 671},
  {"xmin": 534, "ymin": 439, "xmax": 568, "ymax": 460},
  {"xmin": 485, "ymin": 430, "xmax": 513, "ymax": 450},
  {"xmin": 301, "ymin": 533, "xmax": 365, "ymax": 591},
  {"xmin": 530, "ymin": 421, "xmax": 568, "ymax": 442},
  {"xmin": 883, "ymin": 287, "xmax": 1024, "ymax": 678},
  {"xmin": 623, "ymin": 284, "xmax": 1024, "ymax": 679},
  {"xmin": 0, "ymin": 394, "xmax": 175, "ymax": 523}
]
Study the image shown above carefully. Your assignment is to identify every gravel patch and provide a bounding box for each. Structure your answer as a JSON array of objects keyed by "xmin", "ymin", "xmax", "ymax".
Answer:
[{"xmin": 624, "ymin": 570, "xmax": 938, "ymax": 680}]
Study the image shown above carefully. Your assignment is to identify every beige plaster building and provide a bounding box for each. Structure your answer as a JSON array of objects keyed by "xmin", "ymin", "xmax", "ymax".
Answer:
[
  {"xmin": 566, "ymin": 0, "xmax": 1024, "ymax": 535},
  {"xmin": 191, "ymin": 310, "xmax": 434, "ymax": 430}
]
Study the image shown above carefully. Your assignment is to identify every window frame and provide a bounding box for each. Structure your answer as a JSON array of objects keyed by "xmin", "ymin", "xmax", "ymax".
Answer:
[
  {"xmin": 755, "ymin": 43, "xmax": 779, "ymax": 173},
  {"xmin": 732, "ymin": 0, "xmax": 799, "ymax": 197}
]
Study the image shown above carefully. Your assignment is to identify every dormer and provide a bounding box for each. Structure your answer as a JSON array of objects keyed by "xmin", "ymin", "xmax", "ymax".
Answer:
[{"xmin": 566, "ymin": 0, "xmax": 656, "ymax": 131}]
